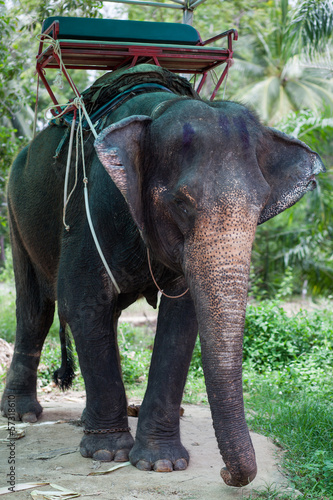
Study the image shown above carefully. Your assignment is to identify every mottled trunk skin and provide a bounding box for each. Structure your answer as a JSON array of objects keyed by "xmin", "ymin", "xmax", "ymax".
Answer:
[{"xmin": 184, "ymin": 201, "xmax": 258, "ymax": 486}]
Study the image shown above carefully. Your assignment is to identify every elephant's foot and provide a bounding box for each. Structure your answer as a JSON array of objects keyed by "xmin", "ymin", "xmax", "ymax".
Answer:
[
  {"xmin": 0, "ymin": 391, "xmax": 42, "ymax": 422},
  {"xmin": 129, "ymin": 438, "xmax": 189, "ymax": 472},
  {"xmin": 80, "ymin": 431, "xmax": 134, "ymax": 462}
]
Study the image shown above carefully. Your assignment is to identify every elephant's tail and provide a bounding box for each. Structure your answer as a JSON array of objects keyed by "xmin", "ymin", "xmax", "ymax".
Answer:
[{"xmin": 53, "ymin": 316, "xmax": 76, "ymax": 391}]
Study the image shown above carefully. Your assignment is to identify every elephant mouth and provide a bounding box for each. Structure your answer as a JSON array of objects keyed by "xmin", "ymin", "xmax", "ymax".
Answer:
[{"xmin": 306, "ymin": 174, "xmax": 317, "ymax": 191}]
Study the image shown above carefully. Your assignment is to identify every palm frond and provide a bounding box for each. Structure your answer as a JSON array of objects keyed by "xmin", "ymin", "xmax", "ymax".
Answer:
[
  {"xmin": 291, "ymin": 0, "xmax": 333, "ymax": 50},
  {"xmin": 270, "ymin": 86, "xmax": 294, "ymax": 124},
  {"xmin": 284, "ymin": 79, "xmax": 325, "ymax": 111},
  {"xmin": 232, "ymin": 58, "xmax": 266, "ymax": 77},
  {"xmin": 232, "ymin": 76, "xmax": 280, "ymax": 122},
  {"xmin": 300, "ymin": 79, "xmax": 333, "ymax": 110}
]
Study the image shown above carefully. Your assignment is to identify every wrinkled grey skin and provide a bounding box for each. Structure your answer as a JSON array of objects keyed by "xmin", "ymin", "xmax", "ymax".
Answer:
[{"xmin": 1, "ymin": 88, "xmax": 324, "ymax": 488}]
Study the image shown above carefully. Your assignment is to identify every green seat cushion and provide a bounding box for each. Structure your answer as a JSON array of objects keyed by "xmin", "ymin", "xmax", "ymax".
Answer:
[{"xmin": 42, "ymin": 16, "xmax": 201, "ymax": 46}]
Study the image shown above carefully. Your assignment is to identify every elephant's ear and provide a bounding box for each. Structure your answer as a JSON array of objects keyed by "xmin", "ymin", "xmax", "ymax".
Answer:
[
  {"xmin": 257, "ymin": 127, "xmax": 325, "ymax": 225},
  {"xmin": 94, "ymin": 115, "xmax": 152, "ymax": 230}
]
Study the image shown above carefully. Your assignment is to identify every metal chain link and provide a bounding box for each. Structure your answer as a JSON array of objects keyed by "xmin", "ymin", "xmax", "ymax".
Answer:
[{"xmin": 84, "ymin": 427, "xmax": 131, "ymax": 434}]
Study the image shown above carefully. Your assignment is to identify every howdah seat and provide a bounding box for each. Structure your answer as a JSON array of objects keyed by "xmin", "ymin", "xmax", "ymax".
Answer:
[{"xmin": 36, "ymin": 16, "xmax": 238, "ymax": 115}]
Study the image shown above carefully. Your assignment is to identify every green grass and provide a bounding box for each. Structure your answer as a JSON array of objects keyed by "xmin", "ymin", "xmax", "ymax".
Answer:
[
  {"xmin": 244, "ymin": 373, "xmax": 333, "ymax": 499},
  {"xmin": 0, "ymin": 286, "xmax": 16, "ymax": 343}
]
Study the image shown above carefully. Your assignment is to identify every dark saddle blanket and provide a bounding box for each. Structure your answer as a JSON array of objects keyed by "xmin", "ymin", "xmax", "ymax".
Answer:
[{"xmin": 52, "ymin": 64, "xmax": 199, "ymax": 131}]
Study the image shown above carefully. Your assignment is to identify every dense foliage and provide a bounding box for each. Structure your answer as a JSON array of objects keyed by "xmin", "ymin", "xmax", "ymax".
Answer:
[{"xmin": 243, "ymin": 301, "xmax": 333, "ymax": 371}]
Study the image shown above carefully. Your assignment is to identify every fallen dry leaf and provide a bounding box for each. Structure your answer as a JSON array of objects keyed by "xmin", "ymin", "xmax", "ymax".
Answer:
[
  {"xmin": 88, "ymin": 461, "xmax": 131, "ymax": 476},
  {"xmin": 0, "ymin": 482, "xmax": 49, "ymax": 496},
  {"xmin": 30, "ymin": 483, "xmax": 80, "ymax": 499}
]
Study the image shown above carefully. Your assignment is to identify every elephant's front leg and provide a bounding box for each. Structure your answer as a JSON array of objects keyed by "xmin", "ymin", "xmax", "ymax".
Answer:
[
  {"xmin": 58, "ymin": 280, "xmax": 133, "ymax": 462},
  {"xmin": 130, "ymin": 287, "xmax": 198, "ymax": 472}
]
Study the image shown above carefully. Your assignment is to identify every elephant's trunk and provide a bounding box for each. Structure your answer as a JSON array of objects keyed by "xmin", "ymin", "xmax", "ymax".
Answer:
[{"xmin": 184, "ymin": 201, "xmax": 259, "ymax": 487}]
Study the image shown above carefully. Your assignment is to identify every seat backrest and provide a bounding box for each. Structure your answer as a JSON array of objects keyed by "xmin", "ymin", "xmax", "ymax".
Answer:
[{"xmin": 42, "ymin": 16, "xmax": 201, "ymax": 46}]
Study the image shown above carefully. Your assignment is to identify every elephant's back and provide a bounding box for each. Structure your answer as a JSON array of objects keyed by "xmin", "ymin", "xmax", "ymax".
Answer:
[{"xmin": 7, "ymin": 126, "xmax": 66, "ymax": 281}]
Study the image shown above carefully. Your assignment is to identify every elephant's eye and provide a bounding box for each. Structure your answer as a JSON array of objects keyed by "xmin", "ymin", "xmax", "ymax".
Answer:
[{"xmin": 174, "ymin": 198, "xmax": 188, "ymax": 214}]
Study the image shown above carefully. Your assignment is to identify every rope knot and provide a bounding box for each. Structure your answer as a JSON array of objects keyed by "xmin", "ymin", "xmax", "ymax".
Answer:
[{"xmin": 73, "ymin": 96, "xmax": 84, "ymax": 109}]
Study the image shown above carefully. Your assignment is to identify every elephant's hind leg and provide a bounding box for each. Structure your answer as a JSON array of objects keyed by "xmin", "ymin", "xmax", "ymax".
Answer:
[
  {"xmin": 57, "ymin": 263, "xmax": 134, "ymax": 463},
  {"xmin": 1, "ymin": 223, "xmax": 55, "ymax": 422},
  {"xmin": 78, "ymin": 311, "xmax": 134, "ymax": 463},
  {"xmin": 130, "ymin": 287, "xmax": 198, "ymax": 472}
]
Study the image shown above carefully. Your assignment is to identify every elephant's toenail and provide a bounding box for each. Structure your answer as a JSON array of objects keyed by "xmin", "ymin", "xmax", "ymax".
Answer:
[
  {"xmin": 22, "ymin": 412, "xmax": 37, "ymax": 423},
  {"xmin": 93, "ymin": 449, "xmax": 113, "ymax": 461},
  {"xmin": 114, "ymin": 449, "xmax": 129, "ymax": 462},
  {"xmin": 154, "ymin": 459, "xmax": 173, "ymax": 472},
  {"xmin": 136, "ymin": 460, "xmax": 151, "ymax": 471},
  {"xmin": 174, "ymin": 458, "xmax": 187, "ymax": 471}
]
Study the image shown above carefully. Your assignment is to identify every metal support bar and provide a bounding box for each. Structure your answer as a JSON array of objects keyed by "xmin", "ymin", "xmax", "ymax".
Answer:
[
  {"xmin": 183, "ymin": 8, "xmax": 193, "ymax": 25},
  {"xmin": 189, "ymin": 0, "xmax": 207, "ymax": 9},
  {"xmin": 196, "ymin": 71, "xmax": 207, "ymax": 93},
  {"xmin": 168, "ymin": 0, "xmax": 186, "ymax": 5},
  {"xmin": 210, "ymin": 60, "xmax": 230, "ymax": 101},
  {"xmin": 103, "ymin": 0, "xmax": 184, "ymax": 9}
]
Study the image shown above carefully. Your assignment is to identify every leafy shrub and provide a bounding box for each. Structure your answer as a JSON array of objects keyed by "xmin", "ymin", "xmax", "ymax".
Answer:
[
  {"xmin": 187, "ymin": 301, "xmax": 333, "ymax": 378},
  {"xmin": 0, "ymin": 290, "xmax": 16, "ymax": 343},
  {"xmin": 188, "ymin": 336, "xmax": 203, "ymax": 378},
  {"xmin": 0, "ymin": 247, "xmax": 14, "ymax": 282},
  {"xmin": 118, "ymin": 323, "xmax": 152, "ymax": 385},
  {"xmin": 119, "ymin": 340, "xmax": 151, "ymax": 385},
  {"xmin": 38, "ymin": 339, "xmax": 84, "ymax": 390},
  {"xmin": 38, "ymin": 341, "xmax": 63, "ymax": 387},
  {"xmin": 243, "ymin": 301, "xmax": 333, "ymax": 371}
]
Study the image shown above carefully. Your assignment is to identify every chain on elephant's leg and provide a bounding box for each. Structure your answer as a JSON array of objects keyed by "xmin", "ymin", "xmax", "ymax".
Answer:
[
  {"xmin": 58, "ymin": 272, "xmax": 134, "ymax": 462},
  {"xmin": 130, "ymin": 290, "xmax": 198, "ymax": 472}
]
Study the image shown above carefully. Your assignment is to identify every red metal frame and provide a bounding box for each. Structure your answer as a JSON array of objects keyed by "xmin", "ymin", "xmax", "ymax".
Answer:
[{"xmin": 36, "ymin": 20, "xmax": 238, "ymax": 116}]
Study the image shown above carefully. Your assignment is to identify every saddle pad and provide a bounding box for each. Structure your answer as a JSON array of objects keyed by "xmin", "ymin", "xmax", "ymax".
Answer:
[{"xmin": 42, "ymin": 16, "xmax": 201, "ymax": 46}]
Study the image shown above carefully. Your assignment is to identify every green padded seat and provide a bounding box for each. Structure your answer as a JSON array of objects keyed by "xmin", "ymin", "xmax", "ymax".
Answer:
[{"xmin": 42, "ymin": 16, "xmax": 201, "ymax": 46}]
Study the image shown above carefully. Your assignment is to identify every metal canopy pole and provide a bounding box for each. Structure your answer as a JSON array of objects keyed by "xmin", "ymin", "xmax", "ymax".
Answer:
[
  {"xmin": 103, "ymin": 0, "xmax": 184, "ymax": 10},
  {"xmin": 183, "ymin": 0, "xmax": 206, "ymax": 25},
  {"xmin": 102, "ymin": 0, "xmax": 207, "ymax": 24}
]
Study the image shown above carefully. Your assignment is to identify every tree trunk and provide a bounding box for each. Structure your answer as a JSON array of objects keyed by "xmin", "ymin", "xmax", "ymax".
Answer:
[{"xmin": 0, "ymin": 236, "xmax": 5, "ymax": 264}]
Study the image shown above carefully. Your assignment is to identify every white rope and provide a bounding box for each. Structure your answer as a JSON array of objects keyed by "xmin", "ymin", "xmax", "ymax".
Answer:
[
  {"xmin": 38, "ymin": 34, "xmax": 120, "ymax": 293},
  {"xmin": 78, "ymin": 106, "xmax": 121, "ymax": 294},
  {"xmin": 38, "ymin": 34, "xmax": 98, "ymax": 138},
  {"xmin": 63, "ymin": 115, "xmax": 77, "ymax": 230}
]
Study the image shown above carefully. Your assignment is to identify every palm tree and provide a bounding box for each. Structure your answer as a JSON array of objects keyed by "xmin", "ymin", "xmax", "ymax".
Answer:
[{"xmin": 232, "ymin": 0, "xmax": 333, "ymax": 124}]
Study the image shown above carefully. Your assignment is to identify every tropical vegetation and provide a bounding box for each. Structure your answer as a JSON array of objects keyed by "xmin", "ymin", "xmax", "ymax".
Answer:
[{"xmin": 1, "ymin": 2, "xmax": 333, "ymax": 498}]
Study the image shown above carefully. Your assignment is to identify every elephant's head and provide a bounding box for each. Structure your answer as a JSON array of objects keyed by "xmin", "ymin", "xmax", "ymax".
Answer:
[{"xmin": 95, "ymin": 98, "xmax": 324, "ymax": 486}]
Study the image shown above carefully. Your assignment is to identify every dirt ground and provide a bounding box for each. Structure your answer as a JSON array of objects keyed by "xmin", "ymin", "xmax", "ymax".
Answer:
[
  {"xmin": 0, "ymin": 295, "xmax": 309, "ymax": 499},
  {"xmin": 0, "ymin": 388, "xmax": 297, "ymax": 500}
]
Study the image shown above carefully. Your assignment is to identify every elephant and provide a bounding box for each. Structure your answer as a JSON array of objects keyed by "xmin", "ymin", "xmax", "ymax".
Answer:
[{"xmin": 1, "ymin": 64, "xmax": 324, "ymax": 487}]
